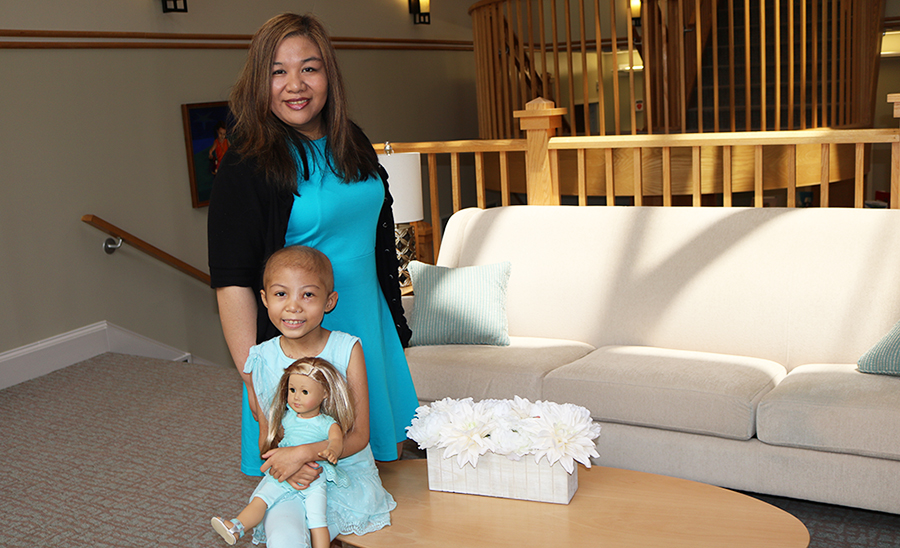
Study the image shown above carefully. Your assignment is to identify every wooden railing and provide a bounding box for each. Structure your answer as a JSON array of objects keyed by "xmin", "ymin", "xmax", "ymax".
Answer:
[
  {"xmin": 471, "ymin": 0, "xmax": 887, "ymax": 138},
  {"xmin": 378, "ymin": 95, "xmax": 900, "ymax": 258},
  {"xmin": 81, "ymin": 214, "xmax": 210, "ymax": 285}
]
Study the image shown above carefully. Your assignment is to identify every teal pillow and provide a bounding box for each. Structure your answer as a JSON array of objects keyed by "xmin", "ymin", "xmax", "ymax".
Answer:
[
  {"xmin": 408, "ymin": 261, "xmax": 511, "ymax": 346},
  {"xmin": 858, "ymin": 319, "xmax": 900, "ymax": 376}
]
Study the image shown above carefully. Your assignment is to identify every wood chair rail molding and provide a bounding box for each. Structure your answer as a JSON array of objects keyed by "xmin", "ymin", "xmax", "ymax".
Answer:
[
  {"xmin": 81, "ymin": 214, "xmax": 210, "ymax": 285},
  {"xmin": 0, "ymin": 29, "xmax": 472, "ymax": 51}
]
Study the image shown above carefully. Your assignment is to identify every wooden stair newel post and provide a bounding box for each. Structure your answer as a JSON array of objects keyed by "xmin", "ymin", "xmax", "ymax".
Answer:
[{"xmin": 514, "ymin": 98, "xmax": 567, "ymax": 205}]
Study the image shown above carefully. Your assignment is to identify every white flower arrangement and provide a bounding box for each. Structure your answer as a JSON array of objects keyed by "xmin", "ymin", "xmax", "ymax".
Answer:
[{"xmin": 406, "ymin": 396, "xmax": 601, "ymax": 474}]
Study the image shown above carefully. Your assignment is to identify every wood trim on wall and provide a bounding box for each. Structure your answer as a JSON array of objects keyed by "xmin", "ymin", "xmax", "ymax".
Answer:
[{"xmin": 0, "ymin": 29, "xmax": 473, "ymax": 51}]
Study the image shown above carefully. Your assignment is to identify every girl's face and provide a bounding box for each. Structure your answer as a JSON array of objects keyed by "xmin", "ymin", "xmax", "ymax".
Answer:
[
  {"xmin": 287, "ymin": 373, "xmax": 326, "ymax": 418},
  {"xmin": 269, "ymin": 35, "xmax": 328, "ymax": 139},
  {"xmin": 261, "ymin": 264, "xmax": 337, "ymax": 342}
]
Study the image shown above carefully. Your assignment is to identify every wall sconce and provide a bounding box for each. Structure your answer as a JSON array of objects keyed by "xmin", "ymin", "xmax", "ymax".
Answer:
[
  {"xmin": 379, "ymin": 147, "xmax": 424, "ymax": 288},
  {"xmin": 630, "ymin": 0, "xmax": 641, "ymax": 26},
  {"xmin": 161, "ymin": 0, "xmax": 188, "ymax": 13},
  {"xmin": 409, "ymin": 0, "xmax": 431, "ymax": 25}
]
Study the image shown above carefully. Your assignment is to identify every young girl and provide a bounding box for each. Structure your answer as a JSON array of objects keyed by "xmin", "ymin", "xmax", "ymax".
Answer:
[
  {"xmin": 211, "ymin": 358, "xmax": 353, "ymax": 547},
  {"xmin": 212, "ymin": 245, "xmax": 396, "ymax": 547}
]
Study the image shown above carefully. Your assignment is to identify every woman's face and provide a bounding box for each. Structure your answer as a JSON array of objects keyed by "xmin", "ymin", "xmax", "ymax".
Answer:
[{"xmin": 269, "ymin": 35, "xmax": 328, "ymax": 139}]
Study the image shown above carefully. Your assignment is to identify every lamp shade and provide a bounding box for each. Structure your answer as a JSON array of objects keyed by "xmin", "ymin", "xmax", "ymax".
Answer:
[{"xmin": 379, "ymin": 152, "xmax": 424, "ymax": 224}]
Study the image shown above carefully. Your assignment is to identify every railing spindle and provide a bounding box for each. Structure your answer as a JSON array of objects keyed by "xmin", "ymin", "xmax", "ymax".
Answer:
[
  {"xmin": 610, "ymin": 0, "xmax": 621, "ymax": 135},
  {"xmin": 451, "ymin": 153, "xmax": 462, "ymax": 212},
  {"xmin": 695, "ymin": 0, "xmax": 703, "ymax": 133},
  {"xmin": 475, "ymin": 151, "xmax": 487, "ymax": 209},
  {"xmin": 788, "ymin": 0, "xmax": 795, "ymax": 130},
  {"xmin": 712, "ymin": 0, "xmax": 720, "ymax": 132},
  {"xmin": 663, "ymin": 146, "xmax": 673, "ymax": 206},
  {"xmin": 774, "ymin": 0, "xmax": 781, "ymax": 131},
  {"xmin": 744, "ymin": 0, "xmax": 751, "ymax": 131},
  {"xmin": 787, "ymin": 145, "xmax": 796, "ymax": 207},
  {"xmin": 427, "ymin": 153, "xmax": 441, "ymax": 257},
  {"xmin": 577, "ymin": 148, "xmax": 587, "ymax": 205},
  {"xmin": 855, "ymin": 142, "xmax": 865, "ymax": 208},
  {"xmin": 820, "ymin": 143, "xmax": 829, "ymax": 206},
  {"xmin": 760, "ymin": 0, "xmax": 766, "ymax": 131},
  {"xmin": 595, "ymin": 0, "xmax": 606, "ymax": 135},
  {"xmin": 754, "ymin": 145, "xmax": 763, "ymax": 207},
  {"xmin": 516, "ymin": 0, "xmax": 527, "ymax": 111},
  {"xmin": 500, "ymin": 151, "xmax": 511, "ymax": 206},
  {"xmin": 723, "ymin": 145, "xmax": 733, "ymax": 206},
  {"xmin": 692, "ymin": 146, "xmax": 701, "ymax": 205},
  {"xmin": 677, "ymin": 0, "xmax": 686, "ymax": 132},
  {"xmin": 551, "ymin": 0, "xmax": 562, "ymax": 129},
  {"xmin": 606, "ymin": 149, "xmax": 615, "ymax": 204},
  {"xmin": 580, "ymin": 0, "xmax": 590, "ymax": 136}
]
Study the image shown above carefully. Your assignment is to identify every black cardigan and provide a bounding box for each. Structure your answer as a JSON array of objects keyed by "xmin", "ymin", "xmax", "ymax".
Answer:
[{"xmin": 207, "ymin": 148, "xmax": 412, "ymax": 347}]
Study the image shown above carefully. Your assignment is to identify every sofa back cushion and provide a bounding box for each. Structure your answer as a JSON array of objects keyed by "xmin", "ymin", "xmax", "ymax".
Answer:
[{"xmin": 437, "ymin": 206, "xmax": 900, "ymax": 370}]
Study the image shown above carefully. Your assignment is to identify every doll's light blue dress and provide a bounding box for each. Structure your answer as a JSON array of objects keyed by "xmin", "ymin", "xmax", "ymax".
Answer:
[
  {"xmin": 244, "ymin": 331, "xmax": 396, "ymax": 546},
  {"xmin": 251, "ymin": 412, "xmax": 347, "ymax": 529},
  {"xmin": 284, "ymin": 137, "xmax": 419, "ymax": 462}
]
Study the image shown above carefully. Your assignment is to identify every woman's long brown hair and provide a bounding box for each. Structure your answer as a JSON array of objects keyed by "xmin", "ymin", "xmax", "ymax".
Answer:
[{"xmin": 229, "ymin": 13, "xmax": 379, "ymax": 191}]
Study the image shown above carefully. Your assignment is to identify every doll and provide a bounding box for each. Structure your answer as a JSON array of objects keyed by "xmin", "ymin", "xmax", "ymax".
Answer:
[{"xmin": 211, "ymin": 357, "xmax": 354, "ymax": 547}]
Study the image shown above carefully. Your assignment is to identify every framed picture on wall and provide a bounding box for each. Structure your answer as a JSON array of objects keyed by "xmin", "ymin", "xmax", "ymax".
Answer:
[{"xmin": 181, "ymin": 101, "xmax": 232, "ymax": 208}]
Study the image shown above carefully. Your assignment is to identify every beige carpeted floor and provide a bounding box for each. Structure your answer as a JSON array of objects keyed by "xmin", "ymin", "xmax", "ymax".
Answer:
[{"xmin": 0, "ymin": 353, "xmax": 260, "ymax": 547}]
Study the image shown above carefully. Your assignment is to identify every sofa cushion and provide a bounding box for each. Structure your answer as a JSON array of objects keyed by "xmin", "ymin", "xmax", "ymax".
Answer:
[
  {"xmin": 405, "ymin": 336, "xmax": 595, "ymax": 403},
  {"xmin": 408, "ymin": 260, "xmax": 511, "ymax": 346},
  {"xmin": 857, "ymin": 319, "xmax": 900, "ymax": 376},
  {"xmin": 542, "ymin": 345, "xmax": 786, "ymax": 440},
  {"xmin": 757, "ymin": 363, "xmax": 900, "ymax": 461}
]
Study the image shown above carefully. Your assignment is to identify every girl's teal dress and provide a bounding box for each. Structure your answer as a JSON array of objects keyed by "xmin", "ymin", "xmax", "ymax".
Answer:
[{"xmin": 245, "ymin": 331, "xmax": 396, "ymax": 545}]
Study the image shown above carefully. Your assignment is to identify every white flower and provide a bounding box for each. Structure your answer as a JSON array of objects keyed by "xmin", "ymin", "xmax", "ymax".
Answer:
[
  {"xmin": 406, "ymin": 396, "xmax": 601, "ymax": 472},
  {"xmin": 524, "ymin": 401, "xmax": 600, "ymax": 473},
  {"xmin": 438, "ymin": 399, "xmax": 494, "ymax": 467}
]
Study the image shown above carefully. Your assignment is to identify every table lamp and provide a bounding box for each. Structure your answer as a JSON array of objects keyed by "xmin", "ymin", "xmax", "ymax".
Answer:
[{"xmin": 379, "ymin": 151, "xmax": 424, "ymax": 288}]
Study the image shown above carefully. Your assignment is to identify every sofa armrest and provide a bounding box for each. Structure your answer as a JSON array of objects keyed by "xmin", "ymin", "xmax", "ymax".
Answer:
[{"xmin": 402, "ymin": 294, "xmax": 415, "ymax": 319}]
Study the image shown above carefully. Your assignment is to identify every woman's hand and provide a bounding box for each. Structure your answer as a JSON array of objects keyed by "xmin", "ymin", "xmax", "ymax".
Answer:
[{"xmin": 261, "ymin": 444, "xmax": 323, "ymax": 490}]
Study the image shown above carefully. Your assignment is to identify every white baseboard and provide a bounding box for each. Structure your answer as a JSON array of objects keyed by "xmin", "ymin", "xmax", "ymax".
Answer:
[{"xmin": 0, "ymin": 322, "xmax": 216, "ymax": 391}]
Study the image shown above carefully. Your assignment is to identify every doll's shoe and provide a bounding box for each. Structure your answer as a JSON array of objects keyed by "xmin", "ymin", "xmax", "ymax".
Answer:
[{"xmin": 211, "ymin": 516, "xmax": 244, "ymax": 545}]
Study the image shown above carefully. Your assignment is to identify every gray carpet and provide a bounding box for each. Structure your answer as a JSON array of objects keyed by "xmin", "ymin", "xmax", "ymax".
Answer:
[
  {"xmin": 0, "ymin": 353, "xmax": 260, "ymax": 547},
  {"xmin": 1, "ymin": 353, "xmax": 898, "ymax": 547}
]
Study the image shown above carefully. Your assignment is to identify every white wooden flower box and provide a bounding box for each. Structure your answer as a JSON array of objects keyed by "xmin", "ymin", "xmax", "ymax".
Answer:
[{"xmin": 425, "ymin": 448, "xmax": 578, "ymax": 504}]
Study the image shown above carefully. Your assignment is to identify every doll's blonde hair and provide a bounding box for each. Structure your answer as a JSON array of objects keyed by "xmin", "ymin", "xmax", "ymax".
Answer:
[{"xmin": 263, "ymin": 357, "xmax": 355, "ymax": 455}]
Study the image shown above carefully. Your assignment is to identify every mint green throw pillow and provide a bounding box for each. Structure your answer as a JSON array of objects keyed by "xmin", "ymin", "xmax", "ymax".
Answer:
[
  {"xmin": 408, "ymin": 261, "xmax": 511, "ymax": 346},
  {"xmin": 858, "ymin": 320, "xmax": 900, "ymax": 376}
]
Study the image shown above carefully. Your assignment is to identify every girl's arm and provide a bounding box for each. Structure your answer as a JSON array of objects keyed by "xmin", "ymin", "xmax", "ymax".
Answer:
[
  {"xmin": 216, "ymin": 286, "xmax": 262, "ymax": 421},
  {"xmin": 257, "ymin": 400, "xmax": 270, "ymax": 453},
  {"xmin": 262, "ymin": 342, "xmax": 370, "ymax": 486},
  {"xmin": 318, "ymin": 423, "xmax": 344, "ymax": 464}
]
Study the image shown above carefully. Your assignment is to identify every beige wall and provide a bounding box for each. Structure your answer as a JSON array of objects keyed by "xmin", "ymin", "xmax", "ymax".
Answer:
[
  {"xmin": 0, "ymin": 1, "xmax": 478, "ymax": 366},
  {"xmin": 3, "ymin": 1, "xmax": 899, "ymax": 368}
]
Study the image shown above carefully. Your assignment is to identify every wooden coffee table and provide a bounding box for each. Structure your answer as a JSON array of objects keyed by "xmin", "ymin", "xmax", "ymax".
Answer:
[{"xmin": 339, "ymin": 459, "xmax": 809, "ymax": 548}]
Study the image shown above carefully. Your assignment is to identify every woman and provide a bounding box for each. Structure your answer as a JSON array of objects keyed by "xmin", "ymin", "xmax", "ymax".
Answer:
[{"xmin": 207, "ymin": 12, "xmax": 418, "ymax": 481}]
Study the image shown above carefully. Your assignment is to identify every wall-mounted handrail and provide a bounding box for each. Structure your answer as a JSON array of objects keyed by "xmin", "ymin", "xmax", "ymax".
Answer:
[{"xmin": 81, "ymin": 214, "xmax": 210, "ymax": 285}]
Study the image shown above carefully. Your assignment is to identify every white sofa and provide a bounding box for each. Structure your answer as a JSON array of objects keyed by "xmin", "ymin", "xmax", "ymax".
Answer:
[{"xmin": 404, "ymin": 205, "xmax": 900, "ymax": 514}]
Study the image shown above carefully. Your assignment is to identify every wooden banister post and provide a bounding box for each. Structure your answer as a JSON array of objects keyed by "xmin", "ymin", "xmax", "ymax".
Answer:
[
  {"xmin": 889, "ymin": 94, "xmax": 900, "ymax": 124},
  {"xmin": 513, "ymin": 98, "xmax": 567, "ymax": 205}
]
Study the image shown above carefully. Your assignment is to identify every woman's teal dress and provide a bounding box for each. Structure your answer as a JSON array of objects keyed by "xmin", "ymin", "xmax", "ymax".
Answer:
[{"xmin": 281, "ymin": 137, "xmax": 418, "ymax": 462}]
